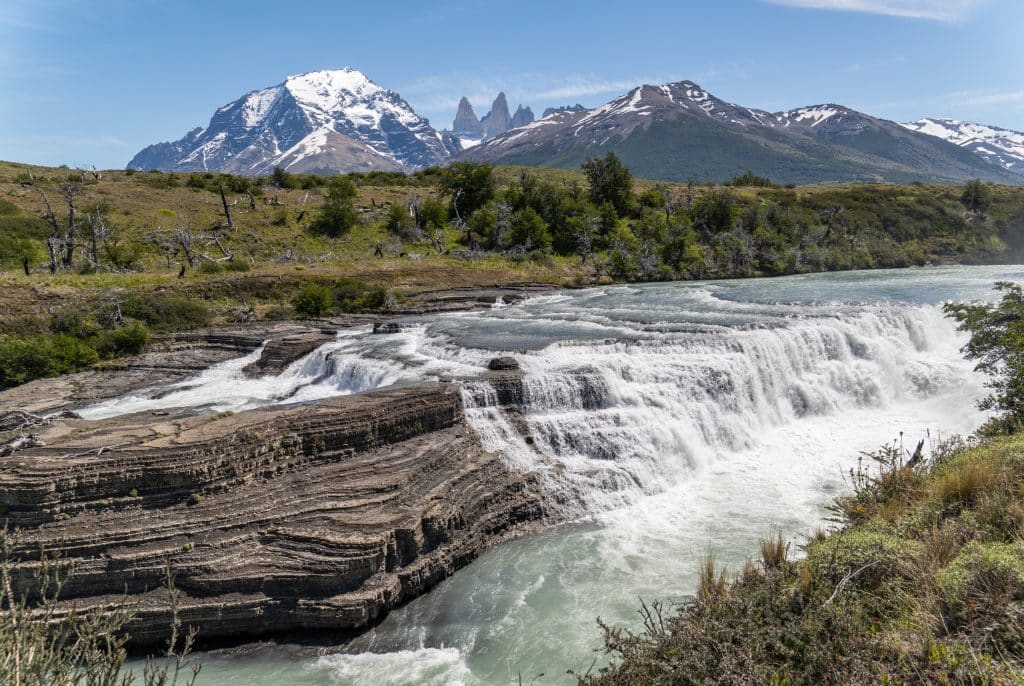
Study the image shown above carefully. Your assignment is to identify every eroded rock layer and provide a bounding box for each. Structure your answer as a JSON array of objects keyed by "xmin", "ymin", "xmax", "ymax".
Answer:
[{"xmin": 1, "ymin": 385, "xmax": 546, "ymax": 647}]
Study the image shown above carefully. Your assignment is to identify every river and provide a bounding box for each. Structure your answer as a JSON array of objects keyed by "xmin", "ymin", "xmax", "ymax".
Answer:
[{"xmin": 88, "ymin": 265, "xmax": 1024, "ymax": 685}]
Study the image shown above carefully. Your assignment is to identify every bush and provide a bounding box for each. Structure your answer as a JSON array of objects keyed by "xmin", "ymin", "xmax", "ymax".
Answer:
[
  {"xmin": 308, "ymin": 177, "xmax": 358, "ymax": 237},
  {"xmin": 944, "ymin": 281, "xmax": 1024, "ymax": 435},
  {"xmin": 292, "ymin": 284, "xmax": 334, "ymax": 317},
  {"xmin": 196, "ymin": 260, "xmax": 224, "ymax": 274},
  {"xmin": 121, "ymin": 293, "xmax": 212, "ymax": 332},
  {"xmin": 0, "ymin": 334, "xmax": 99, "ymax": 389},
  {"xmin": 94, "ymin": 320, "xmax": 150, "ymax": 358},
  {"xmin": 937, "ymin": 542, "xmax": 1024, "ymax": 621},
  {"xmin": 225, "ymin": 259, "xmax": 252, "ymax": 272},
  {"xmin": 262, "ymin": 304, "xmax": 295, "ymax": 321}
]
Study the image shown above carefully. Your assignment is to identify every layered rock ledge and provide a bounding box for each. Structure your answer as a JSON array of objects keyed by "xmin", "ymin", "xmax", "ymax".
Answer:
[{"xmin": 0, "ymin": 384, "xmax": 547, "ymax": 647}]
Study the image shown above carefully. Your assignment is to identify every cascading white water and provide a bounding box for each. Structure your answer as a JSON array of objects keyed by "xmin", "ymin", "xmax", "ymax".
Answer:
[
  {"xmin": 460, "ymin": 299, "xmax": 972, "ymax": 515},
  {"xmin": 105, "ymin": 265, "xmax": 1024, "ymax": 686}
]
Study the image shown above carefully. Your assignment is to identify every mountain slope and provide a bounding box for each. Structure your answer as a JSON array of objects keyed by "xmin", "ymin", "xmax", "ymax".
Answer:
[
  {"xmin": 129, "ymin": 68, "xmax": 457, "ymax": 174},
  {"xmin": 903, "ymin": 118, "xmax": 1024, "ymax": 176},
  {"xmin": 460, "ymin": 83, "xmax": 1021, "ymax": 185}
]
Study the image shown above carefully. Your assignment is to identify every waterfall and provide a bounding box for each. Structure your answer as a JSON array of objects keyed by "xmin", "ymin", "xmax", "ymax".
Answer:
[{"xmin": 461, "ymin": 303, "xmax": 976, "ymax": 514}]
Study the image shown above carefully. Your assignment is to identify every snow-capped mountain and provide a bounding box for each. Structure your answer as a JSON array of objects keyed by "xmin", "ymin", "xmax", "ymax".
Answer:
[
  {"xmin": 903, "ymin": 118, "xmax": 1024, "ymax": 175},
  {"xmin": 460, "ymin": 82, "xmax": 1021, "ymax": 185},
  {"xmin": 129, "ymin": 68, "xmax": 458, "ymax": 174}
]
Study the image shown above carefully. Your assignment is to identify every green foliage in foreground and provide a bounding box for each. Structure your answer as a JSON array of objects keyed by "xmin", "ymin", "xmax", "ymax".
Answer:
[
  {"xmin": 0, "ymin": 297, "xmax": 176, "ymax": 389},
  {"xmin": 945, "ymin": 281, "xmax": 1024, "ymax": 436},
  {"xmin": 0, "ymin": 530, "xmax": 200, "ymax": 686},
  {"xmin": 584, "ymin": 284, "xmax": 1024, "ymax": 685},
  {"xmin": 0, "ymin": 311, "xmax": 150, "ymax": 389}
]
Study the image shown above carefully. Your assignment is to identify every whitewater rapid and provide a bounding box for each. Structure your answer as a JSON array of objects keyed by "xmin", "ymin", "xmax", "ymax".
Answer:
[{"xmin": 99, "ymin": 265, "xmax": 1024, "ymax": 685}]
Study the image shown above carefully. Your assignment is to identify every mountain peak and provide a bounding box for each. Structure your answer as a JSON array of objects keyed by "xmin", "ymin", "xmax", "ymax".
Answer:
[{"xmin": 128, "ymin": 67, "xmax": 456, "ymax": 174}]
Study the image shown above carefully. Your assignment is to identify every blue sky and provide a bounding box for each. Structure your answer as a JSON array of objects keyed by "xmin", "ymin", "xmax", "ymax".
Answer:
[{"xmin": 1, "ymin": 0, "xmax": 1020, "ymax": 169}]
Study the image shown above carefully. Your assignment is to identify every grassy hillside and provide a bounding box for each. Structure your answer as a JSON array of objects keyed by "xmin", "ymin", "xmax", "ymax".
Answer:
[{"xmin": 1, "ymin": 158, "xmax": 1023, "ymax": 389}]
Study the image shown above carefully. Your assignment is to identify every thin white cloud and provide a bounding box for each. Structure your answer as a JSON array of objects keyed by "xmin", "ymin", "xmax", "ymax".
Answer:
[
  {"xmin": 532, "ymin": 78, "xmax": 663, "ymax": 100},
  {"xmin": 764, "ymin": 0, "xmax": 987, "ymax": 22},
  {"xmin": 950, "ymin": 89, "xmax": 1024, "ymax": 107}
]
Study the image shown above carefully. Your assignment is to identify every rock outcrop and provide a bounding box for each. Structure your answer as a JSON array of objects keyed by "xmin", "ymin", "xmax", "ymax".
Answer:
[
  {"xmin": 511, "ymin": 105, "xmax": 535, "ymax": 129},
  {"xmin": 242, "ymin": 330, "xmax": 335, "ymax": 377},
  {"xmin": 1, "ymin": 384, "xmax": 546, "ymax": 647},
  {"xmin": 482, "ymin": 92, "xmax": 512, "ymax": 139},
  {"xmin": 542, "ymin": 104, "xmax": 587, "ymax": 118},
  {"xmin": 452, "ymin": 97, "xmax": 483, "ymax": 138}
]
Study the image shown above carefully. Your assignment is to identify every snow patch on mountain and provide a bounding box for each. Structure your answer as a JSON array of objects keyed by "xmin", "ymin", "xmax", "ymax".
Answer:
[
  {"xmin": 903, "ymin": 118, "xmax": 1024, "ymax": 173},
  {"xmin": 785, "ymin": 106, "xmax": 841, "ymax": 128}
]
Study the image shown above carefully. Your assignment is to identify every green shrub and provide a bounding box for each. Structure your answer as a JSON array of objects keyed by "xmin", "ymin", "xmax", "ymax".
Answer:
[
  {"xmin": 121, "ymin": 293, "xmax": 212, "ymax": 332},
  {"xmin": 292, "ymin": 284, "xmax": 334, "ymax": 318},
  {"xmin": 0, "ymin": 334, "xmax": 99, "ymax": 389},
  {"xmin": 225, "ymin": 259, "xmax": 252, "ymax": 272},
  {"xmin": 937, "ymin": 542, "xmax": 1024, "ymax": 621},
  {"xmin": 50, "ymin": 309, "xmax": 102, "ymax": 338},
  {"xmin": 308, "ymin": 177, "xmax": 358, "ymax": 237},
  {"xmin": 262, "ymin": 304, "xmax": 294, "ymax": 320},
  {"xmin": 196, "ymin": 260, "xmax": 224, "ymax": 274},
  {"xmin": 94, "ymin": 320, "xmax": 150, "ymax": 358}
]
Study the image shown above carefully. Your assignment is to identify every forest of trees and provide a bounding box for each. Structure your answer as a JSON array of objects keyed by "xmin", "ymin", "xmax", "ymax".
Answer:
[{"xmin": 369, "ymin": 154, "xmax": 1016, "ymax": 282}]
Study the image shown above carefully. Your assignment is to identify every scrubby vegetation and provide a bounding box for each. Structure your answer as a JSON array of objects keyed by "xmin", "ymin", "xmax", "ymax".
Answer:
[
  {"xmin": 0, "ymin": 530, "xmax": 200, "ymax": 686},
  {"xmin": 582, "ymin": 283, "xmax": 1024, "ymax": 685},
  {"xmin": 0, "ymin": 304, "xmax": 151, "ymax": 389},
  {"xmin": 1, "ymin": 157, "xmax": 1023, "ymax": 392}
]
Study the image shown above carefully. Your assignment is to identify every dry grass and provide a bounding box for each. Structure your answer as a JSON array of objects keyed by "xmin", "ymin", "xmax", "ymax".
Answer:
[{"xmin": 931, "ymin": 458, "xmax": 1003, "ymax": 509}]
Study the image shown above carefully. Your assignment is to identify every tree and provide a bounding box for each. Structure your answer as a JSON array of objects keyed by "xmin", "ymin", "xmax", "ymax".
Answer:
[
  {"xmin": 292, "ymin": 284, "xmax": 334, "ymax": 318},
  {"xmin": 960, "ymin": 179, "xmax": 993, "ymax": 214},
  {"xmin": 271, "ymin": 166, "xmax": 299, "ymax": 190},
  {"xmin": 944, "ymin": 281, "xmax": 1024, "ymax": 435},
  {"xmin": 582, "ymin": 152, "xmax": 633, "ymax": 217},
  {"xmin": 438, "ymin": 162, "xmax": 496, "ymax": 219},
  {"xmin": 507, "ymin": 207, "xmax": 551, "ymax": 251},
  {"xmin": 309, "ymin": 177, "xmax": 358, "ymax": 237},
  {"xmin": 385, "ymin": 202, "xmax": 419, "ymax": 240},
  {"xmin": 691, "ymin": 189, "xmax": 739, "ymax": 237}
]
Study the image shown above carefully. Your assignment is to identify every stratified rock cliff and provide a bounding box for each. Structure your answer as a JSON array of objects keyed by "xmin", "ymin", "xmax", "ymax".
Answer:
[{"xmin": 1, "ymin": 383, "xmax": 546, "ymax": 646}]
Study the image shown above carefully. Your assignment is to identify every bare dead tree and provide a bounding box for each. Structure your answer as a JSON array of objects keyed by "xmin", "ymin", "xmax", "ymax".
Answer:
[
  {"xmin": 38, "ymin": 190, "xmax": 61, "ymax": 273},
  {"xmin": 176, "ymin": 227, "xmax": 196, "ymax": 268},
  {"xmin": 245, "ymin": 189, "xmax": 256, "ymax": 211},
  {"xmin": 428, "ymin": 226, "xmax": 445, "ymax": 255},
  {"xmin": 59, "ymin": 181, "xmax": 82, "ymax": 268},
  {"xmin": 210, "ymin": 234, "xmax": 233, "ymax": 262},
  {"xmin": 85, "ymin": 211, "xmax": 112, "ymax": 267},
  {"xmin": 493, "ymin": 202, "xmax": 512, "ymax": 250},
  {"xmin": 219, "ymin": 185, "xmax": 234, "ymax": 230}
]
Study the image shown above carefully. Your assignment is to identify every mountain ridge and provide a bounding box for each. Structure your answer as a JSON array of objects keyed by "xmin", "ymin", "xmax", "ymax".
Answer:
[
  {"xmin": 459, "ymin": 81, "xmax": 1021, "ymax": 185},
  {"xmin": 129, "ymin": 69, "xmax": 1022, "ymax": 185}
]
